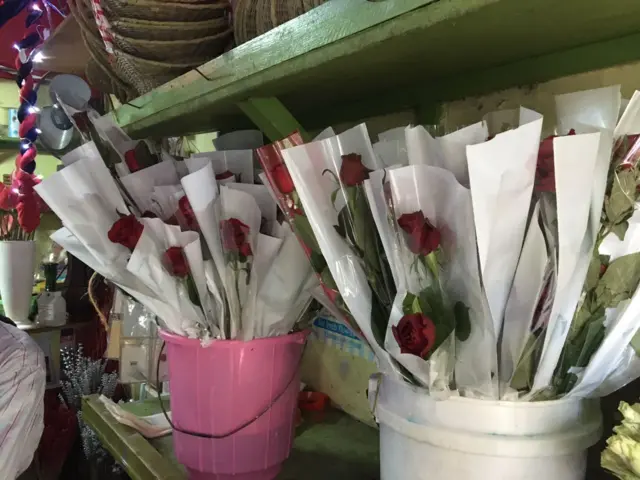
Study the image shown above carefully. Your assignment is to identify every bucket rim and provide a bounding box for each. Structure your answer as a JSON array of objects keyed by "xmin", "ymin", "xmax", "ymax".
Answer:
[{"xmin": 159, "ymin": 328, "xmax": 309, "ymax": 347}]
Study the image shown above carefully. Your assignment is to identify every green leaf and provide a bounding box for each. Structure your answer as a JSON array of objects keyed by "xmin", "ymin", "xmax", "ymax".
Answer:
[
  {"xmin": 611, "ymin": 221, "xmax": 630, "ymax": 241},
  {"xmin": 293, "ymin": 214, "xmax": 321, "ymax": 252},
  {"xmin": 510, "ymin": 333, "xmax": 542, "ymax": 391},
  {"xmin": 605, "ymin": 169, "xmax": 637, "ymax": 224},
  {"xmin": 308, "ymin": 251, "xmax": 327, "ymax": 273},
  {"xmin": 454, "ymin": 301, "xmax": 471, "ymax": 341},
  {"xmin": 186, "ymin": 275, "xmax": 201, "ymax": 308},
  {"xmin": 630, "ymin": 328, "xmax": 640, "ymax": 357},
  {"xmin": 585, "ymin": 254, "xmax": 603, "ymax": 293},
  {"xmin": 595, "ymin": 252, "xmax": 640, "ymax": 308},
  {"xmin": 402, "ymin": 293, "xmax": 417, "ymax": 315},
  {"xmin": 330, "ymin": 188, "xmax": 340, "ymax": 208},
  {"xmin": 417, "ymin": 287, "xmax": 455, "ymax": 349}
]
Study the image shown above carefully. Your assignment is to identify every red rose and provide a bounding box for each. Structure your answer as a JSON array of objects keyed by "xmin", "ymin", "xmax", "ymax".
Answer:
[
  {"xmin": 215, "ymin": 170, "xmax": 235, "ymax": 181},
  {"xmin": 392, "ymin": 313, "xmax": 437, "ymax": 358},
  {"xmin": 271, "ymin": 164, "xmax": 295, "ymax": 194},
  {"xmin": 535, "ymin": 129, "xmax": 576, "ymax": 193},
  {"xmin": 239, "ymin": 242, "xmax": 253, "ymax": 257},
  {"xmin": 124, "ymin": 149, "xmax": 140, "ymax": 172},
  {"xmin": 17, "ymin": 194, "xmax": 40, "ymax": 233},
  {"xmin": 0, "ymin": 184, "xmax": 17, "ymax": 211},
  {"xmin": 220, "ymin": 218, "xmax": 251, "ymax": 254},
  {"xmin": 108, "ymin": 214, "xmax": 143, "ymax": 250},
  {"xmin": 397, "ymin": 211, "xmax": 440, "ymax": 256},
  {"xmin": 339, "ymin": 153, "xmax": 370, "ymax": 186},
  {"xmin": 178, "ymin": 196, "xmax": 198, "ymax": 231},
  {"xmin": 163, "ymin": 246, "xmax": 189, "ymax": 277}
]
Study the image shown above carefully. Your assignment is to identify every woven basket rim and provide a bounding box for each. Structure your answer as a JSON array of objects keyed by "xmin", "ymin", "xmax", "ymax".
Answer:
[
  {"xmin": 112, "ymin": 16, "xmax": 229, "ymax": 28},
  {"xmin": 113, "ymin": 26, "xmax": 232, "ymax": 47},
  {"xmin": 116, "ymin": 49, "xmax": 206, "ymax": 68},
  {"xmin": 104, "ymin": 0, "xmax": 229, "ymax": 12}
]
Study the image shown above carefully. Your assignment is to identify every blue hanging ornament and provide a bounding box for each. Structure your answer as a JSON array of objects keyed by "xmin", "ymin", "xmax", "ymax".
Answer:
[
  {"xmin": 0, "ymin": 0, "xmax": 30, "ymax": 29},
  {"xmin": 25, "ymin": 8, "xmax": 42, "ymax": 27},
  {"xmin": 17, "ymin": 32, "xmax": 40, "ymax": 49},
  {"xmin": 23, "ymin": 127, "xmax": 38, "ymax": 143},
  {"xmin": 22, "ymin": 160, "xmax": 36, "ymax": 174}
]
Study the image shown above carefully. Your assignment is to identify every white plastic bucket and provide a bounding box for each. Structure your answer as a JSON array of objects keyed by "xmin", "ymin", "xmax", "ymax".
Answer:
[{"xmin": 369, "ymin": 375, "xmax": 602, "ymax": 480}]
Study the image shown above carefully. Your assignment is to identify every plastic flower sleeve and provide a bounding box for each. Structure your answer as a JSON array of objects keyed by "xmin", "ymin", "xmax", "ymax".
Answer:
[
  {"xmin": 531, "ymin": 132, "xmax": 605, "ymax": 394},
  {"xmin": 282, "ymin": 125, "xmax": 403, "ymax": 378},
  {"xmin": 257, "ymin": 131, "xmax": 361, "ymax": 338},
  {"xmin": 466, "ymin": 108, "xmax": 543, "ymax": 339},
  {"xmin": 500, "ymin": 201, "xmax": 549, "ymax": 389},
  {"xmin": 373, "ymin": 140, "xmax": 409, "ymax": 167},
  {"xmin": 386, "ymin": 165, "xmax": 496, "ymax": 396}
]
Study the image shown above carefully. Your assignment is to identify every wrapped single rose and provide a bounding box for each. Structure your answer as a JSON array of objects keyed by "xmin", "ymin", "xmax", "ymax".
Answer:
[
  {"xmin": 108, "ymin": 214, "xmax": 144, "ymax": 250},
  {"xmin": 257, "ymin": 131, "xmax": 359, "ymax": 335},
  {"xmin": 282, "ymin": 124, "xmax": 404, "ymax": 379},
  {"xmin": 385, "ymin": 164, "xmax": 496, "ymax": 396},
  {"xmin": 392, "ymin": 313, "xmax": 437, "ymax": 358}
]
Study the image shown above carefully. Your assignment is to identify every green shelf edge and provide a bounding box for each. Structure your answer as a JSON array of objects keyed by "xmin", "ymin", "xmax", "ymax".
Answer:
[{"xmin": 112, "ymin": 0, "xmax": 640, "ymax": 138}]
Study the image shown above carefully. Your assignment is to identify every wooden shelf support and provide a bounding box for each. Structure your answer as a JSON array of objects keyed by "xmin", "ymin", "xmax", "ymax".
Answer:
[{"xmin": 238, "ymin": 97, "xmax": 309, "ymax": 142}]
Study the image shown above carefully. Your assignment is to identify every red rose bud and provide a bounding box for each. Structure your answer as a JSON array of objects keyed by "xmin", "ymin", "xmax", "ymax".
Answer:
[
  {"xmin": 163, "ymin": 246, "xmax": 190, "ymax": 277},
  {"xmin": 239, "ymin": 242, "xmax": 253, "ymax": 257},
  {"xmin": 108, "ymin": 214, "xmax": 143, "ymax": 250},
  {"xmin": 392, "ymin": 313, "xmax": 437, "ymax": 359},
  {"xmin": 535, "ymin": 129, "xmax": 576, "ymax": 193},
  {"xmin": 220, "ymin": 218, "xmax": 251, "ymax": 252},
  {"xmin": 17, "ymin": 194, "xmax": 40, "ymax": 233},
  {"xmin": 272, "ymin": 164, "xmax": 295, "ymax": 194},
  {"xmin": 215, "ymin": 170, "xmax": 235, "ymax": 180},
  {"xmin": 178, "ymin": 196, "xmax": 198, "ymax": 231},
  {"xmin": 339, "ymin": 153, "xmax": 370, "ymax": 186},
  {"xmin": 124, "ymin": 149, "xmax": 140, "ymax": 172},
  {"xmin": 397, "ymin": 211, "xmax": 441, "ymax": 256}
]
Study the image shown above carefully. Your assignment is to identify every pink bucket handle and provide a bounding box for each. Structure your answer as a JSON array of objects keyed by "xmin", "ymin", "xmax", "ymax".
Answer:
[{"xmin": 157, "ymin": 338, "xmax": 307, "ymax": 439}]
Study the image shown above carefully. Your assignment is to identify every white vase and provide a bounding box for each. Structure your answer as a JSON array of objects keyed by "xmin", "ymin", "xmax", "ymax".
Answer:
[{"xmin": 0, "ymin": 241, "xmax": 36, "ymax": 325}]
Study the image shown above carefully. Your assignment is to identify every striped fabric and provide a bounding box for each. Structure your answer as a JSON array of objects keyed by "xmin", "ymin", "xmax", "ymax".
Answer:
[{"xmin": 0, "ymin": 323, "xmax": 45, "ymax": 480}]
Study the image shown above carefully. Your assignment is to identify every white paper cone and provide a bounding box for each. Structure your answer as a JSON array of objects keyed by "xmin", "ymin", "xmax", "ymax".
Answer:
[
  {"xmin": 467, "ymin": 108, "xmax": 543, "ymax": 338},
  {"xmin": 119, "ymin": 160, "xmax": 180, "ymax": 214}
]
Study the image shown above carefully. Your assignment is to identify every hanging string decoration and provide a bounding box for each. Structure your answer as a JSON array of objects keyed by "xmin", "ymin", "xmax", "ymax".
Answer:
[{"xmin": 0, "ymin": 1, "xmax": 54, "ymax": 235}]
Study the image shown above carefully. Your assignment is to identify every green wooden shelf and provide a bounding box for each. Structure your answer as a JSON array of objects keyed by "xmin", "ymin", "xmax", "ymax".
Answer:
[{"xmin": 113, "ymin": 0, "xmax": 640, "ymax": 138}]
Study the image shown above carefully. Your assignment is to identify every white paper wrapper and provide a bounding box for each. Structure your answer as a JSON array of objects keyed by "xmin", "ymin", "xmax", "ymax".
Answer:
[
  {"xmin": 219, "ymin": 186, "xmax": 262, "ymax": 338},
  {"xmin": 254, "ymin": 232, "xmax": 314, "ymax": 338},
  {"xmin": 35, "ymin": 151, "xmax": 131, "ymax": 275},
  {"xmin": 180, "ymin": 163, "xmax": 228, "ymax": 335},
  {"xmin": 500, "ymin": 201, "xmax": 548, "ymax": 387},
  {"xmin": 615, "ymin": 90, "xmax": 640, "ymax": 139},
  {"xmin": 126, "ymin": 218, "xmax": 217, "ymax": 337},
  {"xmin": 282, "ymin": 123, "xmax": 403, "ymax": 378},
  {"xmin": 531, "ymin": 132, "xmax": 605, "ymax": 393},
  {"xmin": 373, "ymin": 140, "xmax": 409, "ymax": 167},
  {"xmin": 386, "ymin": 165, "xmax": 496, "ymax": 396},
  {"xmin": 189, "ymin": 150, "xmax": 254, "ymax": 183},
  {"xmin": 467, "ymin": 108, "xmax": 543, "ymax": 338},
  {"xmin": 405, "ymin": 122, "xmax": 488, "ymax": 187},
  {"xmin": 225, "ymin": 183, "xmax": 278, "ymax": 236},
  {"xmin": 60, "ymin": 141, "xmax": 101, "ymax": 166},
  {"xmin": 119, "ymin": 160, "xmax": 180, "ymax": 214}
]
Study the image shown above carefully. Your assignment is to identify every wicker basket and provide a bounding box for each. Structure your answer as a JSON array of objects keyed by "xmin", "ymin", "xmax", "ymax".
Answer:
[
  {"xmin": 102, "ymin": 0, "xmax": 229, "ymax": 22},
  {"xmin": 234, "ymin": 0, "xmax": 324, "ymax": 45},
  {"xmin": 86, "ymin": 58, "xmax": 134, "ymax": 102},
  {"xmin": 112, "ymin": 27, "xmax": 232, "ymax": 62},
  {"xmin": 111, "ymin": 16, "xmax": 229, "ymax": 41}
]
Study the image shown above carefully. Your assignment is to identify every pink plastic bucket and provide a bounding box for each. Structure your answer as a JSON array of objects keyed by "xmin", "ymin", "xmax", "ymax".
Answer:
[{"xmin": 159, "ymin": 329, "xmax": 308, "ymax": 480}]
